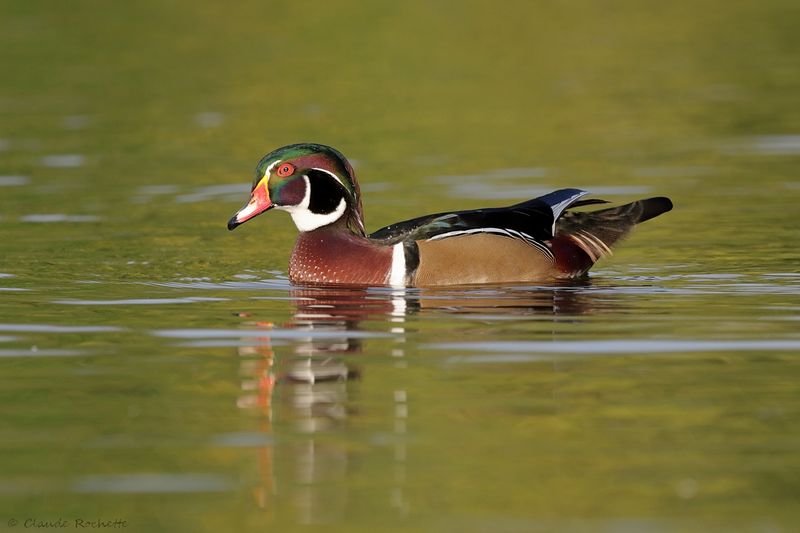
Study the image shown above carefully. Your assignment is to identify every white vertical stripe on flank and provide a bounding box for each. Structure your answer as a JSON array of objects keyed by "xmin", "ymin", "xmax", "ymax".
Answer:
[{"xmin": 389, "ymin": 243, "xmax": 407, "ymax": 287}]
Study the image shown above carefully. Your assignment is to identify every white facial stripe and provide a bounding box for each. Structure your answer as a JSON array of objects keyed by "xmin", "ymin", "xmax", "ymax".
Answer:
[
  {"xmin": 279, "ymin": 176, "xmax": 347, "ymax": 232},
  {"xmin": 389, "ymin": 243, "xmax": 407, "ymax": 287},
  {"xmin": 264, "ymin": 160, "xmax": 281, "ymax": 179},
  {"xmin": 310, "ymin": 167, "xmax": 345, "ymax": 187},
  {"xmin": 311, "ymin": 167, "xmax": 366, "ymax": 234}
]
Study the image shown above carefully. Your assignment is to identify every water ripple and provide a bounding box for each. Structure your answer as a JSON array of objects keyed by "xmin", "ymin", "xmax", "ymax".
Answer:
[
  {"xmin": 0, "ymin": 324, "xmax": 123, "ymax": 333},
  {"xmin": 210, "ymin": 432, "xmax": 274, "ymax": 447},
  {"xmin": 177, "ymin": 339, "xmax": 289, "ymax": 348},
  {"xmin": 153, "ymin": 328, "xmax": 391, "ymax": 340},
  {"xmin": 741, "ymin": 134, "xmax": 800, "ymax": 155},
  {"xmin": 0, "ymin": 175, "xmax": 29, "ymax": 186},
  {"xmin": 194, "ymin": 111, "xmax": 225, "ymax": 128},
  {"xmin": 0, "ymin": 349, "xmax": 89, "ymax": 357},
  {"xmin": 72, "ymin": 473, "xmax": 233, "ymax": 494},
  {"xmin": 175, "ymin": 183, "xmax": 248, "ymax": 204},
  {"xmin": 55, "ymin": 297, "xmax": 227, "ymax": 305},
  {"xmin": 39, "ymin": 154, "xmax": 85, "ymax": 168},
  {"xmin": 20, "ymin": 214, "xmax": 100, "ymax": 223},
  {"xmin": 436, "ymin": 339, "xmax": 800, "ymax": 361},
  {"xmin": 144, "ymin": 278, "xmax": 291, "ymax": 291},
  {"xmin": 136, "ymin": 185, "xmax": 179, "ymax": 195}
]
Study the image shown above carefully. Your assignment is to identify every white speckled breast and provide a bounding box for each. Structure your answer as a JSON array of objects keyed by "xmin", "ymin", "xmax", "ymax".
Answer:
[{"xmin": 289, "ymin": 228, "xmax": 393, "ymax": 286}]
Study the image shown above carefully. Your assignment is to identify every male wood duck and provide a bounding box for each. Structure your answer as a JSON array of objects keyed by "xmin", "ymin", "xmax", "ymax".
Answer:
[{"xmin": 228, "ymin": 143, "xmax": 673, "ymax": 287}]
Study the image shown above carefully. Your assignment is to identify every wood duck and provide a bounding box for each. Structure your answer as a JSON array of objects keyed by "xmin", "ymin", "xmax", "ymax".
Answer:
[{"xmin": 228, "ymin": 143, "xmax": 673, "ymax": 287}]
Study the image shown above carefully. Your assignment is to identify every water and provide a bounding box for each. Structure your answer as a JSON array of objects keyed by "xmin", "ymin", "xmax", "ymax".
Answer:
[{"xmin": 1, "ymin": 1, "xmax": 799, "ymax": 531}]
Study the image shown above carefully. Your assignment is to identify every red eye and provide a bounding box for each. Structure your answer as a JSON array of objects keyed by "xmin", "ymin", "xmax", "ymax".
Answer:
[{"xmin": 276, "ymin": 163, "xmax": 295, "ymax": 177}]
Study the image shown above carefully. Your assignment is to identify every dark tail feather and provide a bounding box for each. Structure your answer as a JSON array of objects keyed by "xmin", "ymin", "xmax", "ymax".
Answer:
[
  {"xmin": 636, "ymin": 196, "xmax": 673, "ymax": 224},
  {"xmin": 552, "ymin": 197, "xmax": 673, "ymax": 276}
]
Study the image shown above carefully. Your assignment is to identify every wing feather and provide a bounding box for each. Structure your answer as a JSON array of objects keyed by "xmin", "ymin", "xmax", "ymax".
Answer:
[{"xmin": 369, "ymin": 189, "xmax": 588, "ymax": 252}]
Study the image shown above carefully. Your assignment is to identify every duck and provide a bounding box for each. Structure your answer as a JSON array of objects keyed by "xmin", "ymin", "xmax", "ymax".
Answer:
[{"xmin": 228, "ymin": 143, "xmax": 673, "ymax": 287}]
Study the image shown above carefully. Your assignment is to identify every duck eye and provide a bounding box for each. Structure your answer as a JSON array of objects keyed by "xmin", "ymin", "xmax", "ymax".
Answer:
[{"xmin": 276, "ymin": 163, "xmax": 295, "ymax": 177}]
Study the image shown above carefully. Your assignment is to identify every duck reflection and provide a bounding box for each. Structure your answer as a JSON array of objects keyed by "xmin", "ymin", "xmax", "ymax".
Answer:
[
  {"xmin": 234, "ymin": 281, "xmax": 598, "ymax": 522},
  {"xmin": 234, "ymin": 286, "xmax": 401, "ymax": 523}
]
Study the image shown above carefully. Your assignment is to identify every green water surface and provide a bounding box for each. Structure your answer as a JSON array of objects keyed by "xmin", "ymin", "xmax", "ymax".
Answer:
[{"xmin": 1, "ymin": 1, "xmax": 799, "ymax": 532}]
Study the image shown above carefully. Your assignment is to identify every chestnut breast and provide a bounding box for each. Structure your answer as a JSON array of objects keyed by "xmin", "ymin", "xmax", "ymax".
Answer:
[{"xmin": 289, "ymin": 228, "xmax": 393, "ymax": 286}]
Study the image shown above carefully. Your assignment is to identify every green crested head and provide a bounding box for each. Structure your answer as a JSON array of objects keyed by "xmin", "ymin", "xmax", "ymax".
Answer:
[{"xmin": 228, "ymin": 143, "xmax": 366, "ymax": 235}]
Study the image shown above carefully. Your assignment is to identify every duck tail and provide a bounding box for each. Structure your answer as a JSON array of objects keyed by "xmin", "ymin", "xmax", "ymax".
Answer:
[{"xmin": 551, "ymin": 197, "xmax": 673, "ymax": 277}]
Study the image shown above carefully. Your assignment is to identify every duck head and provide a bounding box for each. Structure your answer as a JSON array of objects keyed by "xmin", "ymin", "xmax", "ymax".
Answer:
[{"xmin": 227, "ymin": 143, "xmax": 366, "ymax": 235}]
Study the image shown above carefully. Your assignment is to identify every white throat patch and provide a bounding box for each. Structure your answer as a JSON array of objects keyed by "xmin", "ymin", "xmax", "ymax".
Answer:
[{"xmin": 279, "ymin": 175, "xmax": 347, "ymax": 232}]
